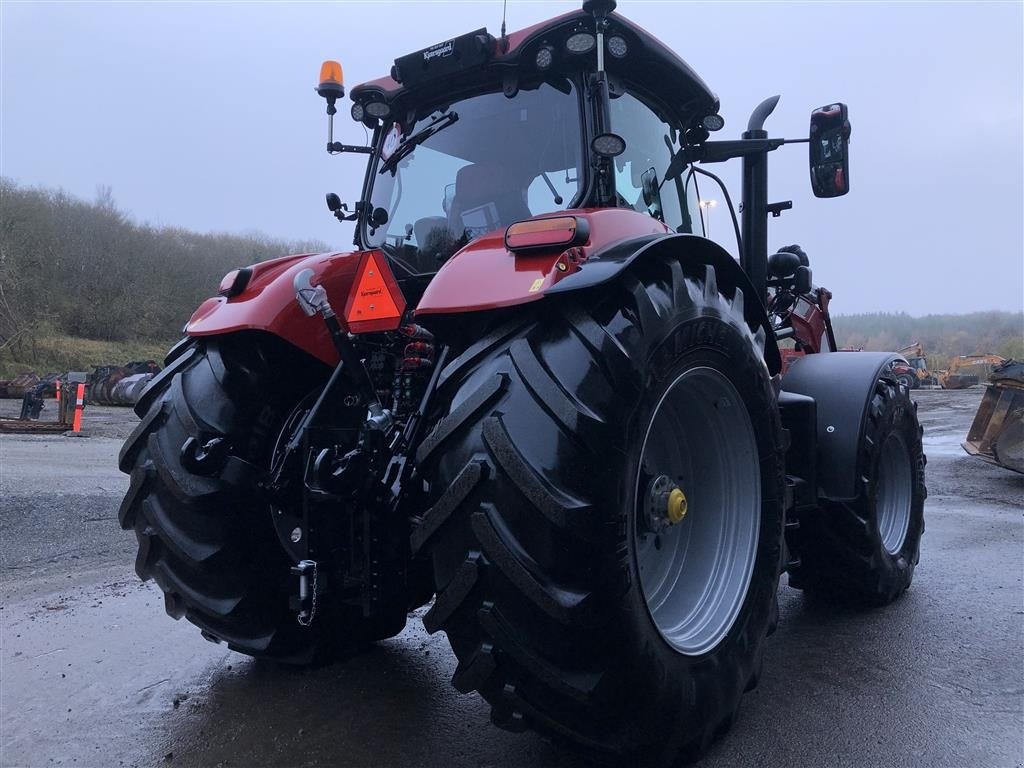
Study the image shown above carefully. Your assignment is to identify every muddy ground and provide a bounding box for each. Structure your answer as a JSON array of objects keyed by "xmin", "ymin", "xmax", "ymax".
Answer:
[{"xmin": 1, "ymin": 389, "xmax": 1021, "ymax": 768}]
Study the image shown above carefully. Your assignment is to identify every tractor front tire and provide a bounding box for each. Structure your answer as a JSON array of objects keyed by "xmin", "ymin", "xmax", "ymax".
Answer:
[
  {"xmin": 789, "ymin": 377, "xmax": 926, "ymax": 605},
  {"xmin": 414, "ymin": 257, "xmax": 784, "ymax": 764},
  {"xmin": 118, "ymin": 335, "xmax": 407, "ymax": 664}
]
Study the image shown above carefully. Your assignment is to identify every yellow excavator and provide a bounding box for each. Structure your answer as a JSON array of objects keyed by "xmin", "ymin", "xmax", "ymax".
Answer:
[
  {"xmin": 938, "ymin": 354, "xmax": 1006, "ymax": 390},
  {"xmin": 963, "ymin": 359, "xmax": 1024, "ymax": 474}
]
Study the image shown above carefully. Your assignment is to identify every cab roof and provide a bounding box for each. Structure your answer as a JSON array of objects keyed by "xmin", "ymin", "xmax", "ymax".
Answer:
[{"xmin": 350, "ymin": 10, "xmax": 719, "ymax": 128}]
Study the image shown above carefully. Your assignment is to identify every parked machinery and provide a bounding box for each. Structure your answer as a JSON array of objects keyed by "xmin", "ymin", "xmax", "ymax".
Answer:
[
  {"xmin": 893, "ymin": 342, "xmax": 938, "ymax": 388},
  {"xmin": 939, "ymin": 354, "xmax": 1006, "ymax": 389},
  {"xmin": 963, "ymin": 359, "xmax": 1024, "ymax": 474}
]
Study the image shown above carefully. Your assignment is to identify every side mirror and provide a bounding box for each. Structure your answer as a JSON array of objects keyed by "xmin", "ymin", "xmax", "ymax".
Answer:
[
  {"xmin": 809, "ymin": 103, "xmax": 851, "ymax": 198},
  {"xmin": 640, "ymin": 167, "xmax": 663, "ymax": 221}
]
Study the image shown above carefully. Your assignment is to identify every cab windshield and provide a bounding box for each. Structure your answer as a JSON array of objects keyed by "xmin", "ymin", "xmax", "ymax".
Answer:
[{"xmin": 365, "ymin": 80, "xmax": 583, "ymax": 275}]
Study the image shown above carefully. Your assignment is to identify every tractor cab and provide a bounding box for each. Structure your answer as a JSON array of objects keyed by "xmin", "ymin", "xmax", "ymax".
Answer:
[{"xmin": 320, "ymin": 4, "xmax": 722, "ymax": 285}]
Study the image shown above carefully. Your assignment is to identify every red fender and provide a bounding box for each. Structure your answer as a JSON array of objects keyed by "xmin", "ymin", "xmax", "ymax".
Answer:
[
  {"xmin": 185, "ymin": 209, "xmax": 670, "ymax": 365},
  {"xmin": 414, "ymin": 208, "xmax": 670, "ymax": 316},
  {"xmin": 186, "ymin": 251, "xmax": 366, "ymax": 365}
]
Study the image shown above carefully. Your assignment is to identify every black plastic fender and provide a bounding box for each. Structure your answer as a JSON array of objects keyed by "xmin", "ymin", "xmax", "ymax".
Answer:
[
  {"xmin": 546, "ymin": 233, "xmax": 782, "ymax": 375},
  {"xmin": 781, "ymin": 352, "xmax": 904, "ymax": 501}
]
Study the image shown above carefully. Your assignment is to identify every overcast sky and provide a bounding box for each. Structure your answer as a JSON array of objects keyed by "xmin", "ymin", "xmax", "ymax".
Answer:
[{"xmin": 2, "ymin": 1, "xmax": 1022, "ymax": 315}]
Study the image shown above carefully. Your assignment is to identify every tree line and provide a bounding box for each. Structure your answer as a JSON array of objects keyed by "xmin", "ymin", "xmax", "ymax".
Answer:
[
  {"xmin": 0, "ymin": 178, "xmax": 326, "ymax": 350},
  {"xmin": 1, "ymin": 177, "xmax": 1019, "ymax": 374},
  {"xmin": 832, "ymin": 311, "xmax": 1023, "ymax": 370}
]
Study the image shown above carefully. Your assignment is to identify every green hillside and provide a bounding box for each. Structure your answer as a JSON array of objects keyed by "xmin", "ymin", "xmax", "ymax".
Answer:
[{"xmin": 0, "ymin": 178, "xmax": 326, "ymax": 377}]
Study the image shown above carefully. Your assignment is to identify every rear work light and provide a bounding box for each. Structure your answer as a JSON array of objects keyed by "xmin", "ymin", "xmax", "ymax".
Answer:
[
  {"xmin": 218, "ymin": 268, "xmax": 252, "ymax": 298},
  {"xmin": 504, "ymin": 216, "xmax": 589, "ymax": 252},
  {"xmin": 566, "ymin": 32, "xmax": 596, "ymax": 54}
]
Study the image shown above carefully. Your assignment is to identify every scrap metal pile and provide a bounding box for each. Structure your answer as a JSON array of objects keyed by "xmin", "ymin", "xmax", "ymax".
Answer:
[
  {"xmin": 86, "ymin": 361, "xmax": 161, "ymax": 405},
  {"xmin": 0, "ymin": 360, "xmax": 161, "ymax": 407}
]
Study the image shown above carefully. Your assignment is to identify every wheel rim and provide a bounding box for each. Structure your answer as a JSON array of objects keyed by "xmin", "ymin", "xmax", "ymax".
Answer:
[
  {"xmin": 633, "ymin": 367, "xmax": 761, "ymax": 657},
  {"xmin": 876, "ymin": 433, "xmax": 912, "ymax": 554}
]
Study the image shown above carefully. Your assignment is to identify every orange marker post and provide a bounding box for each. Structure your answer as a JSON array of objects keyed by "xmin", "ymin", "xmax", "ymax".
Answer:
[{"xmin": 72, "ymin": 383, "xmax": 85, "ymax": 433}]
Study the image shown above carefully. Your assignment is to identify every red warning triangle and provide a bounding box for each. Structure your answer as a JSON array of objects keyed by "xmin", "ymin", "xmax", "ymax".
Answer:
[{"xmin": 344, "ymin": 251, "xmax": 405, "ymax": 332}]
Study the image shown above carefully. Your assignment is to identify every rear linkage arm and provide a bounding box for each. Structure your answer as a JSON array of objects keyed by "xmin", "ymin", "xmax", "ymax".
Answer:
[{"xmin": 277, "ymin": 270, "xmax": 444, "ymax": 625}]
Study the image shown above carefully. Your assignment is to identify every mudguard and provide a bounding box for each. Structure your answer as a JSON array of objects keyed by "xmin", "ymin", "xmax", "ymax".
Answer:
[
  {"xmin": 414, "ymin": 208, "xmax": 780, "ymax": 374},
  {"xmin": 547, "ymin": 233, "xmax": 782, "ymax": 375},
  {"xmin": 414, "ymin": 208, "xmax": 670, "ymax": 316},
  {"xmin": 781, "ymin": 351, "xmax": 903, "ymax": 501},
  {"xmin": 185, "ymin": 250, "xmax": 368, "ymax": 365}
]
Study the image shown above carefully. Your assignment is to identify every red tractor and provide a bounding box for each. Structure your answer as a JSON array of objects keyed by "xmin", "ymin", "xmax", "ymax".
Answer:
[{"xmin": 118, "ymin": 3, "xmax": 926, "ymax": 763}]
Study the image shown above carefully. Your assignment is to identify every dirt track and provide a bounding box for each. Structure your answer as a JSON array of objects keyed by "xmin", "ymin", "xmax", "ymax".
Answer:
[{"xmin": 1, "ymin": 388, "xmax": 1021, "ymax": 768}]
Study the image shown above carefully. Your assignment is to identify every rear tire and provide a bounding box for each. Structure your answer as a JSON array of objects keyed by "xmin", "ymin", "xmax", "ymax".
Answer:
[
  {"xmin": 118, "ymin": 334, "xmax": 408, "ymax": 663},
  {"xmin": 789, "ymin": 378, "xmax": 926, "ymax": 605},
  {"xmin": 414, "ymin": 257, "xmax": 784, "ymax": 764}
]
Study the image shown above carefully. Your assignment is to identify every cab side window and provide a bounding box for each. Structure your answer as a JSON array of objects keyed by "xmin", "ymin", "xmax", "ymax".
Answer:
[{"xmin": 609, "ymin": 91, "xmax": 702, "ymax": 234}]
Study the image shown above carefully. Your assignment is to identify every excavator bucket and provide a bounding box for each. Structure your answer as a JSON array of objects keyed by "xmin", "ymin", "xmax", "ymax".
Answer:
[{"xmin": 962, "ymin": 360, "xmax": 1024, "ymax": 474}]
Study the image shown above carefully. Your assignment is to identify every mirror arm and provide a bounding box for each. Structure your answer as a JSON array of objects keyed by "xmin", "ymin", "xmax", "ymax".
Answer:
[
  {"xmin": 327, "ymin": 142, "xmax": 374, "ymax": 155},
  {"xmin": 699, "ymin": 138, "xmax": 786, "ymax": 163},
  {"xmin": 666, "ymin": 137, "xmax": 790, "ymax": 180}
]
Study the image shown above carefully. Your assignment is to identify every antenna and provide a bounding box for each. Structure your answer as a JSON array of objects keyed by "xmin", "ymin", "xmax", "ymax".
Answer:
[{"xmin": 500, "ymin": 0, "xmax": 508, "ymax": 51}]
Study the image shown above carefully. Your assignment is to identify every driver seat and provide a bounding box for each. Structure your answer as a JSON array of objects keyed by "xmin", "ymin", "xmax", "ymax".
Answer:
[{"xmin": 447, "ymin": 162, "xmax": 532, "ymax": 237}]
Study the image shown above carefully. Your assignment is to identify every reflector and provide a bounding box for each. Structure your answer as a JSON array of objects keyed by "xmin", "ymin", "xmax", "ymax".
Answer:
[
  {"xmin": 344, "ymin": 251, "xmax": 406, "ymax": 332},
  {"xmin": 218, "ymin": 268, "xmax": 251, "ymax": 298}
]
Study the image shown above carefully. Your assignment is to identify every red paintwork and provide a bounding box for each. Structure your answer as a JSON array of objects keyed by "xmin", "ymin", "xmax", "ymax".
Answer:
[
  {"xmin": 415, "ymin": 208, "xmax": 670, "ymax": 316},
  {"xmin": 185, "ymin": 209, "xmax": 668, "ymax": 363},
  {"xmin": 778, "ymin": 288, "xmax": 838, "ymax": 374},
  {"xmin": 787, "ymin": 295, "xmax": 828, "ymax": 355},
  {"xmin": 186, "ymin": 250, "xmax": 381, "ymax": 365},
  {"xmin": 779, "ymin": 348, "xmax": 805, "ymax": 375}
]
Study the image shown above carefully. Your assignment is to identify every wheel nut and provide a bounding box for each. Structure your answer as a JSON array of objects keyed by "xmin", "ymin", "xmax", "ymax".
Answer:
[{"xmin": 646, "ymin": 475, "xmax": 687, "ymax": 531}]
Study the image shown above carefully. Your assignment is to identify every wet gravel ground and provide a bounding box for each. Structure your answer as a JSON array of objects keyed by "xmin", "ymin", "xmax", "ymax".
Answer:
[{"xmin": 1, "ymin": 389, "xmax": 1021, "ymax": 768}]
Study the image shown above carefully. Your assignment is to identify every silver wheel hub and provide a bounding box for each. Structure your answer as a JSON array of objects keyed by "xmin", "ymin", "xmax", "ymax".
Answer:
[
  {"xmin": 634, "ymin": 367, "xmax": 761, "ymax": 657},
  {"xmin": 876, "ymin": 432, "xmax": 912, "ymax": 554}
]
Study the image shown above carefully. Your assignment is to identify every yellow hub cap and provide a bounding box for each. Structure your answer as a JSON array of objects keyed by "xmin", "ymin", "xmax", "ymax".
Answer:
[{"xmin": 667, "ymin": 487, "xmax": 688, "ymax": 524}]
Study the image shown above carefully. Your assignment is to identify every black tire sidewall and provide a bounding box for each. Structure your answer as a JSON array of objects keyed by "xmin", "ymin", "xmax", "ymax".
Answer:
[
  {"xmin": 611, "ymin": 313, "xmax": 783, "ymax": 756},
  {"xmin": 863, "ymin": 382, "xmax": 926, "ymax": 585}
]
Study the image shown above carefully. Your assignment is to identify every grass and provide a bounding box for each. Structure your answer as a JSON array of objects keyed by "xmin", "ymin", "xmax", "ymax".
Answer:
[{"xmin": 0, "ymin": 333, "xmax": 176, "ymax": 379}]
